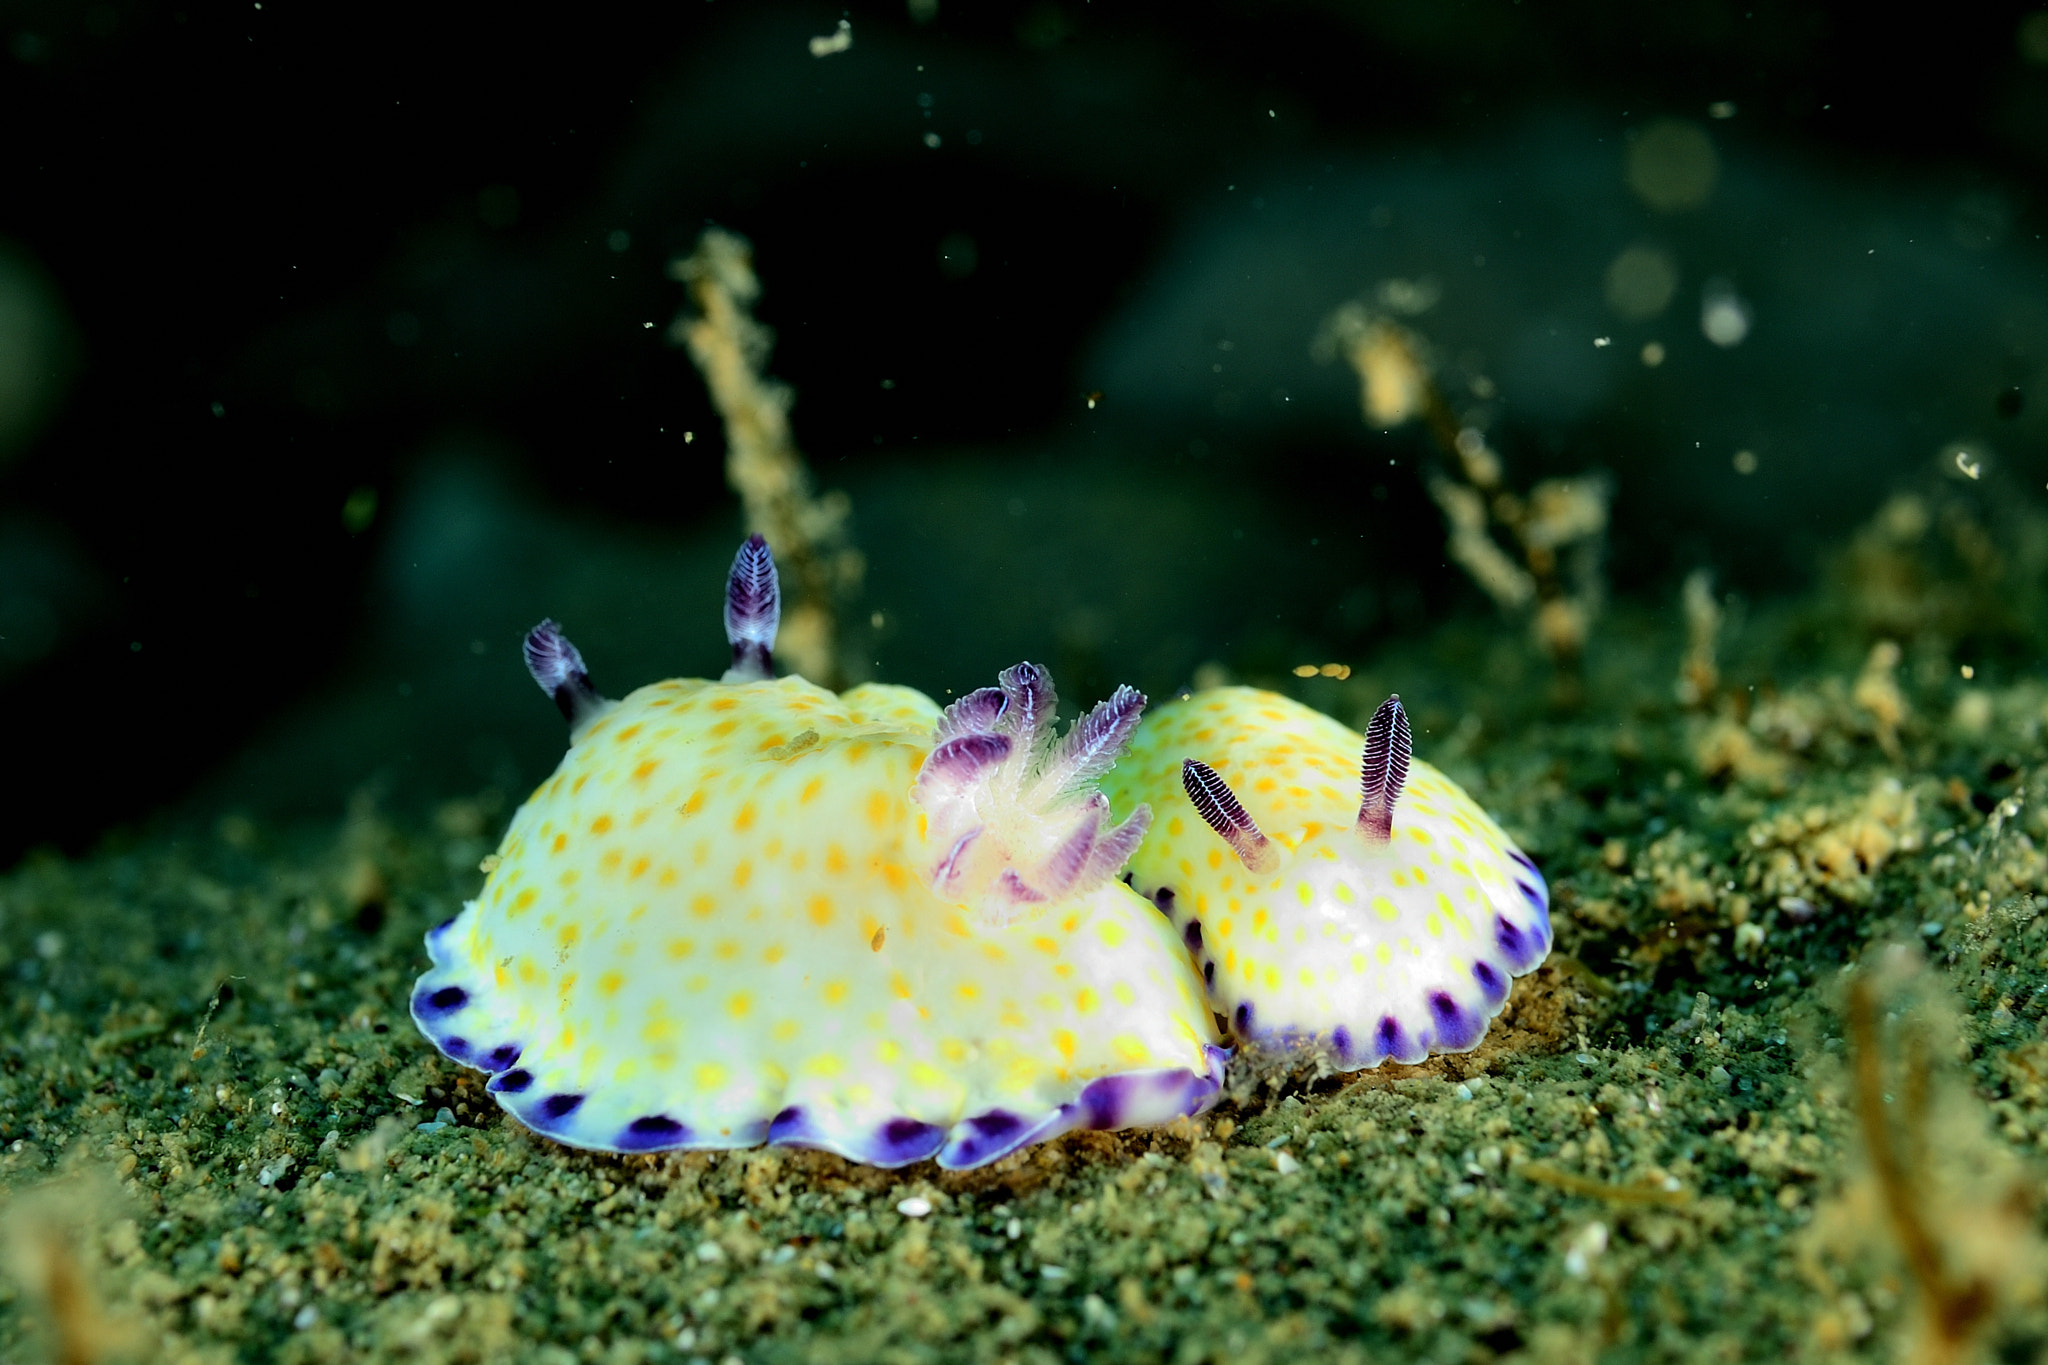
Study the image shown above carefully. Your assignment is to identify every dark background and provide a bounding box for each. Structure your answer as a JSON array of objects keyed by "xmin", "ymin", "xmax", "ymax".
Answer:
[{"xmin": 4, "ymin": 0, "xmax": 2048, "ymax": 863}]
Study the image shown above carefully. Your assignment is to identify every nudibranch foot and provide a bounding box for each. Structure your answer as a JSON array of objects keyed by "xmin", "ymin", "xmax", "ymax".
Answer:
[
  {"xmin": 411, "ymin": 537, "xmax": 1223, "ymax": 1170},
  {"xmin": 1103, "ymin": 687, "xmax": 1551, "ymax": 1071}
]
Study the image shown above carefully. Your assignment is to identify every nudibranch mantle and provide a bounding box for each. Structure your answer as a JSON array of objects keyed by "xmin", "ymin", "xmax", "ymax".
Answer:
[
  {"xmin": 1100, "ymin": 687, "xmax": 1551, "ymax": 1068},
  {"xmin": 411, "ymin": 538, "xmax": 1223, "ymax": 1169}
]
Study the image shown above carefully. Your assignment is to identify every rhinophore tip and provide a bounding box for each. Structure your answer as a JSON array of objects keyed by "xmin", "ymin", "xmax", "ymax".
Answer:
[
  {"xmin": 523, "ymin": 620, "xmax": 607, "ymax": 726},
  {"xmin": 722, "ymin": 534, "xmax": 780, "ymax": 683},
  {"xmin": 1181, "ymin": 759, "xmax": 1280, "ymax": 875},
  {"xmin": 1357, "ymin": 692, "xmax": 1412, "ymax": 843}
]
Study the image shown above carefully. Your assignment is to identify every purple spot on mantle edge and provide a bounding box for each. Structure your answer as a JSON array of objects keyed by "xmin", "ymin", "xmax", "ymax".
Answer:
[
  {"xmin": 616, "ymin": 1115, "xmax": 691, "ymax": 1152},
  {"xmin": 1428, "ymin": 991, "xmax": 1484, "ymax": 1052},
  {"xmin": 865, "ymin": 1117, "xmax": 946, "ymax": 1166},
  {"xmin": 940, "ymin": 1109, "xmax": 1037, "ymax": 1169},
  {"xmin": 413, "ymin": 984, "xmax": 468, "ymax": 1019},
  {"xmin": 489, "ymin": 1068, "xmax": 533, "ymax": 1094},
  {"xmin": 1472, "ymin": 960, "xmax": 1508, "ymax": 1005},
  {"xmin": 1329, "ymin": 1025, "xmax": 1354, "ymax": 1067},
  {"xmin": 481, "ymin": 1043, "xmax": 523, "ymax": 1071},
  {"xmin": 1494, "ymin": 913, "xmax": 1537, "ymax": 970},
  {"xmin": 536, "ymin": 1092, "xmax": 584, "ymax": 1122},
  {"xmin": 1076, "ymin": 1074, "xmax": 1140, "ymax": 1130},
  {"xmin": 1376, "ymin": 1014, "xmax": 1412, "ymax": 1063},
  {"xmin": 766, "ymin": 1106, "xmax": 810, "ymax": 1145}
]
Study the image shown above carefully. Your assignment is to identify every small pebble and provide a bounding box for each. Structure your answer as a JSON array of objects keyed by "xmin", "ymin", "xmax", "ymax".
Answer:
[
  {"xmin": 896, "ymin": 1196, "xmax": 932, "ymax": 1218},
  {"xmin": 1273, "ymin": 1151, "xmax": 1301, "ymax": 1176}
]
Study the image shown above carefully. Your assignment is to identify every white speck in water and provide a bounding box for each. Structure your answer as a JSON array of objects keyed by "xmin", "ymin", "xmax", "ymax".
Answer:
[{"xmin": 1700, "ymin": 280, "xmax": 1752, "ymax": 347}]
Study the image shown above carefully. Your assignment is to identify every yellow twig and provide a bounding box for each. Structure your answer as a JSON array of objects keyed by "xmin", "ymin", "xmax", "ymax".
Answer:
[{"xmin": 670, "ymin": 229, "xmax": 861, "ymax": 686}]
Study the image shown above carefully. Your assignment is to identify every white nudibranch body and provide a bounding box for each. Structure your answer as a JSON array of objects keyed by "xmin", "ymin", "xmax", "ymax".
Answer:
[
  {"xmin": 409, "ymin": 538, "xmax": 1222, "ymax": 1169},
  {"xmin": 1101, "ymin": 687, "xmax": 1551, "ymax": 1066}
]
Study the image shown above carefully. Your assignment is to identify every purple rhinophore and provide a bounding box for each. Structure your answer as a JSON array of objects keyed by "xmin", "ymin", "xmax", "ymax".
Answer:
[
  {"xmin": 934, "ymin": 686, "xmax": 1009, "ymax": 742},
  {"xmin": 523, "ymin": 619, "xmax": 605, "ymax": 725},
  {"xmin": 536, "ymin": 1092, "xmax": 585, "ymax": 1123},
  {"xmin": 489, "ymin": 1068, "xmax": 533, "ymax": 1094},
  {"xmin": 1472, "ymin": 960, "xmax": 1508, "ymax": 1005},
  {"xmin": 1428, "ymin": 991, "xmax": 1484, "ymax": 1051},
  {"xmin": 1051, "ymin": 685, "xmax": 1147, "ymax": 792},
  {"xmin": 996, "ymin": 662, "xmax": 1057, "ymax": 746},
  {"xmin": 1357, "ymin": 693, "xmax": 1412, "ymax": 843},
  {"xmin": 865, "ymin": 1117, "xmax": 947, "ymax": 1166},
  {"xmin": 1181, "ymin": 759, "xmax": 1279, "ymax": 874},
  {"xmin": 617, "ymin": 1115, "xmax": 691, "ymax": 1152},
  {"xmin": 721, "ymin": 534, "xmax": 780, "ymax": 682},
  {"xmin": 921, "ymin": 732, "xmax": 1013, "ymax": 787}
]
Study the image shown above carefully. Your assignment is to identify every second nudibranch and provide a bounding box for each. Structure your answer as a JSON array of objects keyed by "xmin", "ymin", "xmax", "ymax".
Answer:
[
  {"xmin": 409, "ymin": 536, "xmax": 1223, "ymax": 1170},
  {"xmin": 1100, "ymin": 687, "xmax": 1551, "ymax": 1067}
]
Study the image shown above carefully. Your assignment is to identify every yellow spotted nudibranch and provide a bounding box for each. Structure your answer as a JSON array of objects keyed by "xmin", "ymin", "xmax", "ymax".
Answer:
[
  {"xmin": 1099, "ymin": 688, "xmax": 1551, "ymax": 1068},
  {"xmin": 410, "ymin": 536, "xmax": 1224, "ymax": 1169}
]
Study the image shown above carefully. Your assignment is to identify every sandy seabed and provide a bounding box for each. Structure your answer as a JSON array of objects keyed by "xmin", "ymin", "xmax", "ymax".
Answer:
[{"xmin": 5, "ymin": 587, "xmax": 2048, "ymax": 1365}]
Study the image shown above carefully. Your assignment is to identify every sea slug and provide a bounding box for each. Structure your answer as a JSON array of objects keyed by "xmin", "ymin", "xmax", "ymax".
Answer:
[
  {"xmin": 1100, "ymin": 687, "xmax": 1550, "ymax": 1067},
  {"xmin": 410, "ymin": 537, "xmax": 1223, "ymax": 1168}
]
